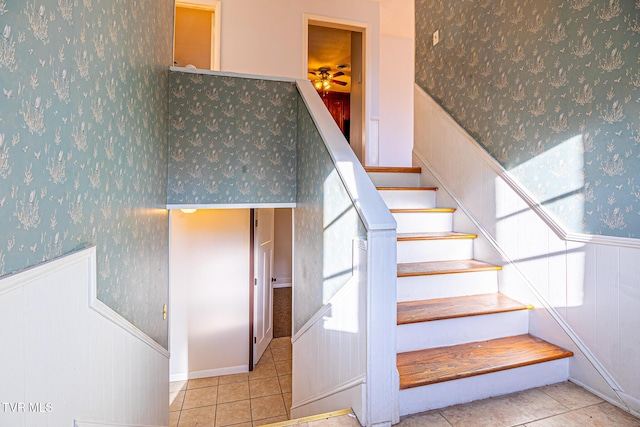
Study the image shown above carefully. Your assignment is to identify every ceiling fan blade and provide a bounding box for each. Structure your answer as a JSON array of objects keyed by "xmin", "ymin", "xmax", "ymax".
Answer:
[
  {"xmin": 308, "ymin": 71, "xmax": 317, "ymax": 76},
  {"xmin": 332, "ymin": 71, "xmax": 345, "ymax": 78},
  {"xmin": 331, "ymin": 79, "xmax": 348, "ymax": 86}
]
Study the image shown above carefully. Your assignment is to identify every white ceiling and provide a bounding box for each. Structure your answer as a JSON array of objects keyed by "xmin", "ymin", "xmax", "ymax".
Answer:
[{"xmin": 308, "ymin": 25, "xmax": 351, "ymax": 93}]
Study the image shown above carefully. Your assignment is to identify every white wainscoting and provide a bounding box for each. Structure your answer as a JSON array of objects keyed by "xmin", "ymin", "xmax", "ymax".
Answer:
[
  {"xmin": 0, "ymin": 247, "xmax": 169, "ymax": 427},
  {"xmin": 414, "ymin": 84, "xmax": 640, "ymax": 417},
  {"xmin": 291, "ymin": 240, "xmax": 368, "ymax": 423}
]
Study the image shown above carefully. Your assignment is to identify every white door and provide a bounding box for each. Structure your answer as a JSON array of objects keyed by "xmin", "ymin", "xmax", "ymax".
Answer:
[{"xmin": 254, "ymin": 208, "xmax": 274, "ymax": 365}]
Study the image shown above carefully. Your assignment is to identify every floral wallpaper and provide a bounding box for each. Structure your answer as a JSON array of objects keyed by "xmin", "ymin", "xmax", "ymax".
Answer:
[
  {"xmin": 293, "ymin": 97, "xmax": 365, "ymax": 332},
  {"xmin": 168, "ymin": 72, "xmax": 297, "ymax": 205},
  {"xmin": 0, "ymin": 0, "xmax": 173, "ymax": 347},
  {"xmin": 416, "ymin": 0, "xmax": 640, "ymax": 238}
]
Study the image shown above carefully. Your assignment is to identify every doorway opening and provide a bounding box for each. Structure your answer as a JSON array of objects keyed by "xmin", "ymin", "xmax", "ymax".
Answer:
[
  {"xmin": 305, "ymin": 17, "xmax": 367, "ymax": 164},
  {"xmin": 173, "ymin": 1, "xmax": 221, "ymax": 70}
]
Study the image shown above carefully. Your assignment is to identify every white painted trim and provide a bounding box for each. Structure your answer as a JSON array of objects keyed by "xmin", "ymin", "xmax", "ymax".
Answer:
[
  {"xmin": 296, "ymin": 79, "xmax": 396, "ymax": 232},
  {"xmin": 569, "ymin": 378, "xmax": 640, "ymax": 418},
  {"xmin": 75, "ymin": 421, "xmax": 165, "ymax": 427},
  {"xmin": 413, "ymin": 149, "xmax": 625, "ymax": 401},
  {"xmin": 273, "ymin": 282, "xmax": 292, "ymax": 289},
  {"xmin": 167, "ymin": 203, "xmax": 296, "ymax": 210},
  {"xmin": 290, "ymin": 374, "xmax": 366, "ymax": 411},
  {"xmin": 169, "ymin": 66, "xmax": 298, "ymax": 82},
  {"xmin": 414, "ymin": 84, "xmax": 640, "ymax": 249},
  {"xmin": 212, "ymin": 0, "xmax": 221, "ymax": 71},
  {"xmin": 0, "ymin": 247, "xmax": 94, "ymax": 297},
  {"xmin": 86, "ymin": 249, "xmax": 170, "ymax": 359},
  {"xmin": 170, "ymin": 365, "xmax": 247, "ymax": 382}
]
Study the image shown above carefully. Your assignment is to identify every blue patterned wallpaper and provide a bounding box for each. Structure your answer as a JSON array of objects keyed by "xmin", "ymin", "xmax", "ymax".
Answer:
[
  {"xmin": 0, "ymin": 0, "xmax": 173, "ymax": 347},
  {"xmin": 168, "ymin": 72, "xmax": 297, "ymax": 205},
  {"xmin": 416, "ymin": 0, "xmax": 640, "ymax": 238},
  {"xmin": 293, "ymin": 97, "xmax": 365, "ymax": 332}
]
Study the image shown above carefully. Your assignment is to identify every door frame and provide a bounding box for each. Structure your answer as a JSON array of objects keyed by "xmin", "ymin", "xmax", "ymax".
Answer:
[
  {"xmin": 302, "ymin": 14, "xmax": 371, "ymax": 165},
  {"xmin": 174, "ymin": 0, "xmax": 222, "ymax": 70}
]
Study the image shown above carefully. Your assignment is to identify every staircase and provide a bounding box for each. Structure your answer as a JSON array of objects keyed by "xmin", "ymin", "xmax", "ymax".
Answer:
[{"xmin": 365, "ymin": 166, "xmax": 573, "ymax": 417}]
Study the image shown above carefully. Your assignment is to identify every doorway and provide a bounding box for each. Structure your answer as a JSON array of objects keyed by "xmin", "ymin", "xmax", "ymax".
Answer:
[
  {"xmin": 173, "ymin": 1, "xmax": 221, "ymax": 70},
  {"xmin": 305, "ymin": 18, "xmax": 366, "ymax": 164}
]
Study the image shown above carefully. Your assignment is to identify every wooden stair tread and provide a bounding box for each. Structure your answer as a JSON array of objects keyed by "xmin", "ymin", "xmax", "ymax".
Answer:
[
  {"xmin": 397, "ymin": 259, "xmax": 501, "ymax": 277},
  {"xmin": 365, "ymin": 166, "xmax": 421, "ymax": 173},
  {"xmin": 397, "ymin": 293, "xmax": 532, "ymax": 325},
  {"xmin": 390, "ymin": 208, "xmax": 456, "ymax": 213},
  {"xmin": 397, "ymin": 334, "xmax": 573, "ymax": 389},
  {"xmin": 397, "ymin": 232, "xmax": 477, "ymax": 241},
  {"xmin": 377, "ymin": 186, "xmax": 438, "ymax": 191}
]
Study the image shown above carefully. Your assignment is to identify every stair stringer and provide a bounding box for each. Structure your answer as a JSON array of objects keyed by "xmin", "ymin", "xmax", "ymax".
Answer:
[{"xmin": 411, "ymin": 150, "xmax": 632, "ymax": 415}]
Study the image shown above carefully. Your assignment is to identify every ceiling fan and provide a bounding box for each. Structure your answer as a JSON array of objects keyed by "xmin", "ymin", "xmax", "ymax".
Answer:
[{"xmin": 308, "ymin": 67, "xmax": 347, "ymax": 91}]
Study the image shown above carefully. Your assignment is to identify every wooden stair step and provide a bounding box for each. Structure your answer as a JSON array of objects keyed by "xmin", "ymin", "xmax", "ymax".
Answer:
[
  {"xmin": 397, "ymin": 259, "xmax": 501, "ymax": 277},
  {"xmin": 365, "ymin": 166, "xmax": 421, "ymax": 174},
  {"xmin": 397, "ymin": 293, "xmax": 532, "ymax": 325},
  {"xmin": 397, "ymin": 232, "xmax": 477, "ymax": 242},
  {"xmin": 391, "ymin": 208, "xmax": 455, "ymax": 214},
  {"xmin": 397, "ymin": 334, "xmax": 573, "ymax": 390},
  {"xmin": 377, "ymin": 186, "xmax": 438, "ymax": 191}
]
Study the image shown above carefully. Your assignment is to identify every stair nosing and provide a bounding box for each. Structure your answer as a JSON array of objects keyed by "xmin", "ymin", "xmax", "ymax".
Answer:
[
  {"xmin": 397, "ymin": 232, "xmax": 477, "ymax": 242},
  {"xmin": 365, "ymin": 166, "xmax": 421, "ymax": 174},
  {"xmin": 397, "ymin": 293, "xmax": 533, "ymax": 325},
  {"xmin": 397, "ymin": 260, "xmax": 502, "ymax": 277},
  {"xmin": 390, "ymin": 208, "xmax": 456, "ymax": 214},
  {"xmin": 377, "ymin": 187, "xmax": 438, "ymax": 191},
  {"xmin": 397, "ymin": 334, "xmax": 573, "ymax": 390}
]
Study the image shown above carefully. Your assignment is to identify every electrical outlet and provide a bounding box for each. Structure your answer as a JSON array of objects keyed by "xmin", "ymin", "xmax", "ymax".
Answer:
[{"xmin": 433, "ymin": 30, "xmax": 440, "ymax": 46}]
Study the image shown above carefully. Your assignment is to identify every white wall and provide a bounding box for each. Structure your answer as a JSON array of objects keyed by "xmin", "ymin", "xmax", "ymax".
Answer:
[
  {"xmin": 274, "ymin": 209, "xmax": 293, "ymax": 285},
  {"xmin": 169, "ymin": 209, "xmax": 251, "ymax": 381},
  {"xmin": 379, "ymin": 0, "xmax": 414, "ymax": 167},
  {"xmin": 216, "ymin": 0, "xmax": 413, "ymax": 166},
  {"xmin": 0, "ymin": 247, "xmax": 169, "ymax": 427},
  {"xmin": 414, "ymin": 85, "xmax": 640, "ymax": 417}
]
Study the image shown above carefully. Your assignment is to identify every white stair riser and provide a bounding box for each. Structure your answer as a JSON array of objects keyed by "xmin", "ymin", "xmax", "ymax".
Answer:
[
  {"xmin": 399, "ymin": 359, "xmax": 570, "ymax": 416},
  {"xmin": 378, "ymin": 190, "xmax": 437, "ymax": 209},
  {"xmin": 367, "ymin": 172, "xmax": 421, "ymax": 188},
  {"xmin": 393, "ymin": 212, "xmax": 453, "ymax": 233},
  {"xmin": 397, "ymin": 270, "xmax": 499, "ymax": 302},
  {"xmin": 396, "ymin": 311, "xmax": 530, "ymax": 353},
  {"xmin": 397, "ymin": 239, "xmax": 474, "ymax": 263}
]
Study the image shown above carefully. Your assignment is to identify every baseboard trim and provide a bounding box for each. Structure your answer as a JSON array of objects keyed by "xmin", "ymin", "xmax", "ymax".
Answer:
[{"xmin": 170, "ymin": 365, "xmax": 248, "ymax": 382}]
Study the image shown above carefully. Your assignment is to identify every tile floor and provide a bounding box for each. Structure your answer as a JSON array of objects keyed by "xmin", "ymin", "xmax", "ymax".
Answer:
[
  {"xmin": 170, "ymin": 337, "xmax": 292, "ymax": 427},
  {"xmin": 293, "ymin": 381, "xmax": 639, "ymax": 427}
]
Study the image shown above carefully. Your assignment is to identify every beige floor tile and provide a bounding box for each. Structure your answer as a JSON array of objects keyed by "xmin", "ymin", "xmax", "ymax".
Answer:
[
  {"xmin": 307, "ymin": 414, "xmax": 362, "ymax": 426},
  {"xmin": 171, "ymin": 380, "xmax": 188, "ymax": 393},
  {"xmin": 282, "ymin": 392, "xmax": 292, "ymax": 416},
  {"xmin": 170, "ymin": 391, "xmax": 186, "ymax": 412},
  {"xmin": 525, "ymin": 402, "xmax": 640, "ymax": 427},
  {"xmin": 539, "ymin": 381, "xmax": 603, "ymax": 410},
  {"xmin": 170, "ymin": 410, "xmax": 180, "ymax": 427},
  {"xmin": 270, "ymin": 345, "xmax": 292, "ymax": 362},
  {"xmin": 278, "ymin": 375, "xmax": 292, "ymax": 393},
  {"xmin": 250, "ymin": 360, "xmax": 278, "ymax": 380},
  {"xmin": 275, "ymin": 359, "xmax": 292, "ymax": 376},
  {"xmin": 178, "ymin": 406, "xmax": 216, "ymax": 427},
  {"xmin": 183, "ymin": 386, "xmax": 218, "ymax": 409},
  {"xmin": 219, "ymin": 372, "xmax": 250, "ymax": 385},
  {"xmin": 216, "ymin": 399, "xmax": 252, "ymax": 426},
  {"xmin": 398, "ymin": 410, "xmax": 452, "ymax": 426},
  {"xmin": 270, "ymin": 337, "xmax": 292, "ymax": 348},
  {"xmin": 251, "ymin": 394, "xmax": 288, "ymax": 421},
  {"xmin": 218, "ymin": 380, "xmax": 250, "ymax": 404},
  {"xmin": 188, "ymin": 376, "xmax": 220, "ymax": 389},
  {"xmin": 259, "ymin": 349, "xmax": 274, "ymax": 363},
  {"xmin": 253, "ymin": 414, "xmax": 290, "ymax": 426},
  {"xmin": 225, "ymin": 423, "xmax": 253, "ymax": 427},
  {"xmin": 250, "ymin": 376, "xmax": 283, "ymax": 398},
  {"xmin": 440, "ymin": 388, "xmax": 568, "ymax": 427}
]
